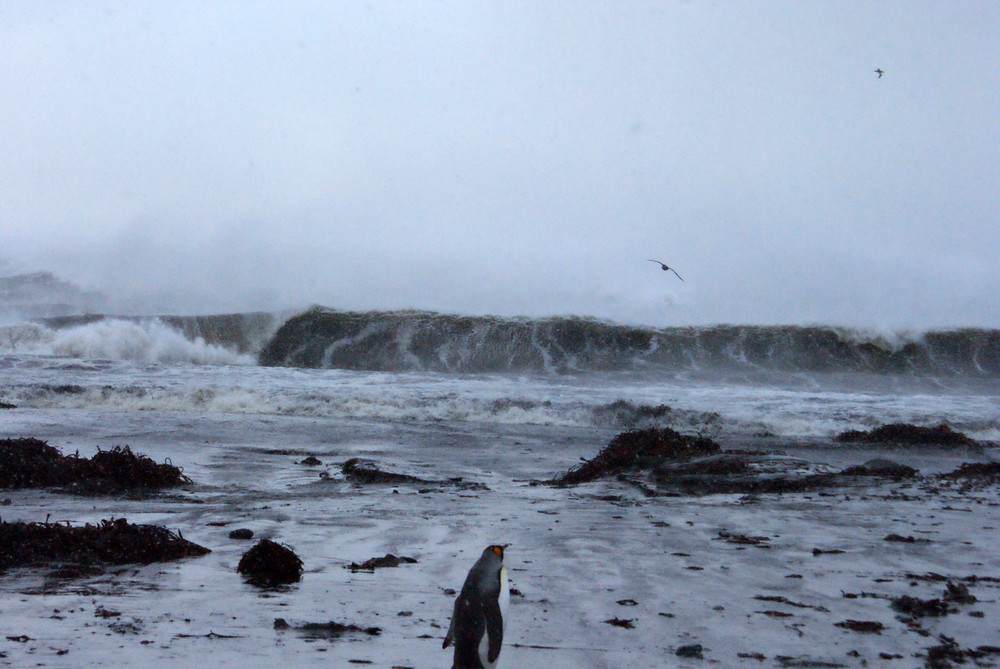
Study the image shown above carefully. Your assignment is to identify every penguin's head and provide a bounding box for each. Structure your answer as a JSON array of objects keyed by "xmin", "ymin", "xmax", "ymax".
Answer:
[{"xmin": 487, "ymin": 544, "xmax": 509, "ymax": 561}]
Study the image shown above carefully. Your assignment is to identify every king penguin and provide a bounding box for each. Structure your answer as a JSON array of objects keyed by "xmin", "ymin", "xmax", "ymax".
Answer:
[{"xmin": 443, "ymin": 545, "xmax": 510, "ymax": 669}]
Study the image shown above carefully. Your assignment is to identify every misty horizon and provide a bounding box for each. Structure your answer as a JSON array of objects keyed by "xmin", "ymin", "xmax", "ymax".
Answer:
[{"xmin": 2, "ymin": 3, "xmax": 997, "ymax": 330}]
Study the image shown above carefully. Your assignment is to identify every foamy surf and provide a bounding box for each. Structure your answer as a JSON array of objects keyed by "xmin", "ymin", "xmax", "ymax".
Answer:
[{"xmin": 0, "ymin": 319, "xmax": 252, "ymax": 366}]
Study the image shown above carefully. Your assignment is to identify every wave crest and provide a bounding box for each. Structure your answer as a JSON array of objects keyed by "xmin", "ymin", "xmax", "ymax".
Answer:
[
  {"xmin": 0, "ymin": 319, "xmax": 252, "ymax": 365},
  {"xmin": 258, "ymin": 308, "xmax": 1000, "ymax": 376}
]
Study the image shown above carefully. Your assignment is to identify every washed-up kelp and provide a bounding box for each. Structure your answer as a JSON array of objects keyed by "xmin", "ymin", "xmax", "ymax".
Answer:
[
  {"xmin": 939, "ymin": 462, "xmax": 1000, "ymax": 479},
  {"xmin": 0, "ymin": 438, "xmax": 190, "ymax": 494},
  {"xmin": 273, "ymin": 618, "xmax": 381, "ymax": 639},
  {"xmin": 839, "ymin": 458, "xmax": 919, "ymax": 479},
  {"xmin": 552, "ymin": 428, "xmax": 721, "ymax": 485},
  {"xmin": 237, "ymin": 539, "xmax": 303, "ymax": 586},
  {"xmin": 346, "ymin": 553, "xmax": 418, "ymax": 572},
  {"xmin": 0, "ymin": 518, "xmax": 210, "ymax": 572},
  {"xmin": 937, "ymin": 461, "xmax": 1000, "ymax": 492},
  {"xmin": 341, "ymin": 458, "xmax": 430, "ymax": 485},
  {"xmin": 835, "ymin": 423, "xmax": 978, "ymax": 447}
]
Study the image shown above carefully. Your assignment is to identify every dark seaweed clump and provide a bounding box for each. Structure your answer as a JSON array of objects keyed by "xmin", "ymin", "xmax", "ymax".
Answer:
[
  {"xmin": 0, "ymin": 438, "xmax": 191, "ymax": 494},
  {"xmin": 936, "ymin": 461, "xmax": 1000, "ymax": 492},
  {"xmin": 0, "ymin": 518, "xmax": 210, "ymax": 572},
  {"xmin": 939, "ymin": 462, "xmax": 1000, "ymax": 479},
  {"xmin": 553, "ymin": 428, "xmax": 721, "ymax": 485},
  {"xmin": 924, "ymin": 636, "xmax": 1000, "ymax": 669},
  {"xmin": 891, "ymin": 595, "xmax": 954, "ymax": 619},
  {"xmin": 835, "ymin": 423, "xmax": 978, "ymax": 447},
  {"xmin": 346, "ymin": 554, "xmax": 418, "ymax": 572},
  {"xmin": 840, "ymin": 458, "xmax": 919, "ymax": 479},
  {"xmin": 237, "ymin": 539, "xmax": 304, "ymax": 586},
  {"xmin": 274, "ymin": 619, "xmax": 381, "ymax": 638},
  {"xmin": 341, "ymin": 458, "xmax": 429, "ymax": 485}
]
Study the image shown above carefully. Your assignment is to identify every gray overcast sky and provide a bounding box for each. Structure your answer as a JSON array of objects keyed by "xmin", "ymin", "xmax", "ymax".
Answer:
[{"xmin": 1, "ymin": 1, "xmax": 998, "ymax": 328}]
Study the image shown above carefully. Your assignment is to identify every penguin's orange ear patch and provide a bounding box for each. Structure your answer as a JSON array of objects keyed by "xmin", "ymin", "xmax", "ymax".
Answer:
[{"xmin": 490, "ymin": 545, "xmax": 504, "ymax": 559}]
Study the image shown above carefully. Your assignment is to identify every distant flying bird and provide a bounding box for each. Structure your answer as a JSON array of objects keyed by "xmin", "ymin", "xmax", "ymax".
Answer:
[
  {"xmin": 647, "ymin": 259, "xmax": 684, "ymax": 281},
  {"xmin": 875, "ymin": 68, "xmax": 884, "ymax": 78}
]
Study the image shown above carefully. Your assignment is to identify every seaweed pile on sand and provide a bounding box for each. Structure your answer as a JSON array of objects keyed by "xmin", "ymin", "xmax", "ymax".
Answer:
[
  {"xmin": 346, "ymin": 553, "xmax": 418, "ymax": 572},
  {"xmin": 337, "ymin": 458, "xmax": 488, "ymax": 491},
  {"xmin": 835, "ymin": 423, "xmax": 980, "ymax": 447},
  {"xmin": 0, "ymin": 438, "xmax": 190, "ymax": 494},
  {"xmin": 936, "ymin": 461, "xmax": 1000, "ymax": 492},
  {"xmin": 237, "ymin": 539, "xmax": 304, "ymax": 586},
  {"xmin": 0, "ymin": 518, "xmax": 210, "ymax": 573},
  {"xmin": 552, "ymin": 428, "xmax": 721, "ymax": 485},
  {"xmin": 340, "ymin": 458, "xmax": 430, "ymax": 485},
  {"xmin": 273, "ymin": 618, "xmax": 382, "ymax": 639},
  {"xmin": 549, "ymin": 427, "xmax": 968, "ymax": 495}
]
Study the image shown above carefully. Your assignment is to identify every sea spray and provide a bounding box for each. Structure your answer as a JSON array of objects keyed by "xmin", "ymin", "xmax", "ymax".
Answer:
[{"xmin": 0, "ymin": 319, "xmax": 252, "ymax": 365}]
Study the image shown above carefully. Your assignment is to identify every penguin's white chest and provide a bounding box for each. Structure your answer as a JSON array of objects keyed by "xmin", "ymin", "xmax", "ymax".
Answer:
[
  {"xmin": 478, "ymin": 565, "xmax": 509, "ymax": 668},
  {"xmin": 498, "ymin": 565, "xmax": 509, "ymax": 617}
]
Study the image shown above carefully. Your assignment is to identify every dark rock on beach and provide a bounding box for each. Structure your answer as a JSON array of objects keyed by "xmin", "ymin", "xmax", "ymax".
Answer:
[
  {"xmin": 676, "ymin": 643, "xmax": 704, "ymax": 658},
  {"xmin": 228, "ymin": 528, "xmax": 254, "ymax": 540},
  {"xmin": 237, "ymin": 539, "xmax": 304, "ymax": 586},
  {"xmin": 835, "ymin": 423, "xmax": 979, "ymax": 447}
]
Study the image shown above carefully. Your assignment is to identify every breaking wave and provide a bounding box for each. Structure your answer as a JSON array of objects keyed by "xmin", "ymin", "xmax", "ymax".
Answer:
[
  {"xmin": 0, "ymin": 319, "xmax": 252, "ymax": 366},
  {"xmin": 259, "ymin": 308, "xmax": 1000, "ymax": 377}
]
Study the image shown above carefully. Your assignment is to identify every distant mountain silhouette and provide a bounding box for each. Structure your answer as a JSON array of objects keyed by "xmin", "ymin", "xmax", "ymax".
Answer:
[{"xmin": 0, "ymin": 271, "xmax": 106, "ymax": 319}]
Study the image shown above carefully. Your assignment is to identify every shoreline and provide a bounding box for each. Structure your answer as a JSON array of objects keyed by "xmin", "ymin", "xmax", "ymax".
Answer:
[{"xmin": 2, "ymin": 410, "xmax": 999, "ymax": 667}]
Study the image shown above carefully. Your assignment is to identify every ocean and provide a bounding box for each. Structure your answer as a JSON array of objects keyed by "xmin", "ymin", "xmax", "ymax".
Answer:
[
  {"xmin": 2, "ymin": 310, "xmax": 999, "ymax": 443},
  {"xmin": 1, "ymin": 310, "xmax": 999, "ymax": 667}
]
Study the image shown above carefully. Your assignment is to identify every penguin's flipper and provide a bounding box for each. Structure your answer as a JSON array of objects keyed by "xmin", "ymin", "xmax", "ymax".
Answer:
[
  {"xmin": 442, "ymin": 625, "xmax": 453, "ymax": 649},
  {"xmin": 484, "ymin": 597, "xmax": 504, "ymax": 662},
  {"xmin": 442, "ymin": 600, "xmax": 459, "ymax": 649}
]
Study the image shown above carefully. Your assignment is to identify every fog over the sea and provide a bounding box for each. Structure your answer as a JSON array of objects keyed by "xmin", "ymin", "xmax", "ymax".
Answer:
[{"xmin": 1, "ymin": 2, "xmax": 997, "ymax": 329}]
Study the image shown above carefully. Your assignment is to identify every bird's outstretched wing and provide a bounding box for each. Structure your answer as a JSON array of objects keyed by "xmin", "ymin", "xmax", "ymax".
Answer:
[
  {"xmin": 669, "ymin": 268, "xmax": 684, "ymax": 281},
  {"xmin": 647, "ymin": 259, "xmax": 663, "ymax": 265}
]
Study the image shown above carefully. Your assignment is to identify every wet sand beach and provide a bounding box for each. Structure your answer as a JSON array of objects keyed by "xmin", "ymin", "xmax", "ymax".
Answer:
[{"xmin": 2, "ymin": 409, "xmax": 999, "ymax": 668}]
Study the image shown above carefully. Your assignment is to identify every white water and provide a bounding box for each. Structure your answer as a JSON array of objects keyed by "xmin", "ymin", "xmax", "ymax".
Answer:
[
  {"xmin": 2, "ymin": 351, "xmax": 998, "ymax": 442},
  {"xmin": 0, "ymin": 319, "xmax": 252, "ymax": 366}
]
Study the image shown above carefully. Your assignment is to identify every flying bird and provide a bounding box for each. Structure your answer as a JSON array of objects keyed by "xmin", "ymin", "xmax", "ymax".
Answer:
[
  {"xmin": 875, "ymin": 68, "xmax": 884, "ymax": 78},
  {"xmin": 444, "ymin": 545, "xmax": 510, "ymax": 669},
  {"xmin": 647, "ymin": 259, "xmax": 684, "ymax": 281}
]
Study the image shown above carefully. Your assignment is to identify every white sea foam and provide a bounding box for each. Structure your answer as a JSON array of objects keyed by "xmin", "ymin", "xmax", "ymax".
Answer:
[
  {"xmin": 829, "ymin": 325, "xmax": 922, "ymax": 353},
  {"xmin": 2, "ymin": 342, "xmax": 997, "ymax": 440},
  {"xmin": 0, "ymin": 319, "xmax": 251, "ymax": 365}
]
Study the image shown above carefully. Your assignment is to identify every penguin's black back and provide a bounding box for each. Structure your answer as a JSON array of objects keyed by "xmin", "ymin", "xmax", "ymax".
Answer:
[{"xmin": 447, "ymin": 549, "xmax": 503, "ymax": 669}]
